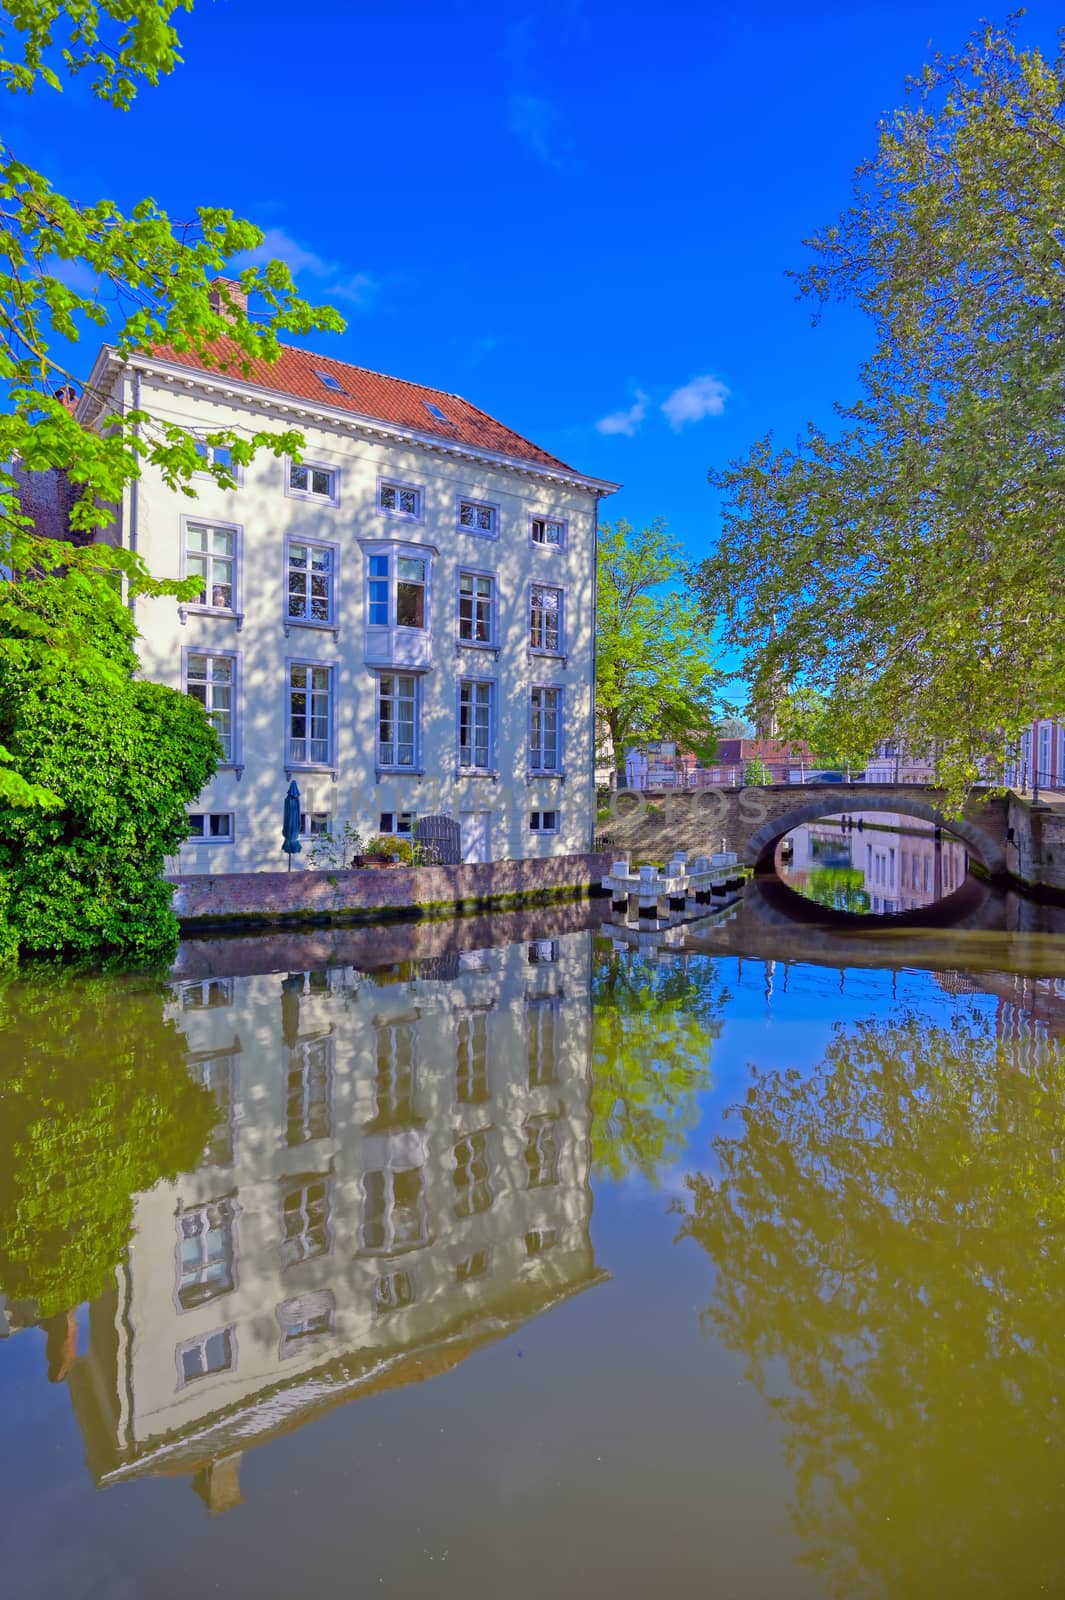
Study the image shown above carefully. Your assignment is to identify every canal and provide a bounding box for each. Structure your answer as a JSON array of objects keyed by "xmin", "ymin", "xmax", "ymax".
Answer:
[{"xmin": 2, "ymin": 891, "xmax": 1065, "ymax": 1597}]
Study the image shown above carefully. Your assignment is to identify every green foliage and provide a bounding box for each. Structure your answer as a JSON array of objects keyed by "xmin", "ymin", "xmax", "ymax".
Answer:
[
  {"xmin": 799, "ymin": 865, "xmax": 871, "ymax": 913},
  {"xmin": 678, "ymin": 1008, "xmax": 1065, "ymax": 1596},
  {"xmin": 0, "ymin": 0, "xmax": 344, "ymax": 807},
  {"xmin": 590, "ymin": 941, "xmax": 725, "ymax": 1183},
  {"xmin": 0, "ymin": 965, "xmax": 214, "ymax": 1319},
  {"xmin": 596, "ymin": 518, "xmax": 722, "ymax": 776},
  {"xmin": 743, "ymin": 758, "xmax": 771, "ymax": 786},
  {"xmin": 0, "ymin": 575, "xmax": 218, "ymax": 959},
  {"xmin": 696, "ymin": 26, "xmax": 1065, "ymax": 809},
  {"xmin": 306, "ymin": 820, "xmax": 365, "ymax": 870}
]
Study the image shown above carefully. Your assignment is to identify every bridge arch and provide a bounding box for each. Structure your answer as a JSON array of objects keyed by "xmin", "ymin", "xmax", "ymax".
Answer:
[{"xmin": 743, "ymin": 791, "xmax": 1007, "ymax": 878}]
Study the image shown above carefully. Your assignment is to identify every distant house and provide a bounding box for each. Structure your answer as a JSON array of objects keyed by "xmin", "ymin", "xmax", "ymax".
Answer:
[{"xmin": 624, "ymin": 736, "xmax": 814, "ymax": 789}]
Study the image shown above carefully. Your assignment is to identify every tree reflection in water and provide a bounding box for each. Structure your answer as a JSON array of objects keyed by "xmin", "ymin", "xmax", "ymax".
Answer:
[
  {"xmin": 590, "ymin": 939, "xmax": 725, "ymax": 1183},
  {"xmin": 0, "ymin": 972, "xmax": 215, "ymax": 1322},
  {"xmin": 677, "ymin": 1009, "xmax": 1065, "ymax": 1598}
]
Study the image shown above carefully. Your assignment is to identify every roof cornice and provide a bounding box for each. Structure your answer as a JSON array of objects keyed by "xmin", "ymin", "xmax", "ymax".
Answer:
[{"xmin": 81, "ymin": 346, "xmax": 620, "ymax": 498}]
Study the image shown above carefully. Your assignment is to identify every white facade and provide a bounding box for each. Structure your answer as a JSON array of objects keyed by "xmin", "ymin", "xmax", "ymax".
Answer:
[
  {"xmin": 67, "ymin": 931, "xmax": 603, "ymax": 1502},
  {"xmin": 80, "ymin": 345, "xmax": 617, "ymax": 873}
]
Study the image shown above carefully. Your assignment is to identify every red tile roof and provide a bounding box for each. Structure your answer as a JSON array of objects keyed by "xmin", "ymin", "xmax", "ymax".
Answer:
[{"xmin": 147, "ymin": 337, "xmax": 589, "ymax": 478}]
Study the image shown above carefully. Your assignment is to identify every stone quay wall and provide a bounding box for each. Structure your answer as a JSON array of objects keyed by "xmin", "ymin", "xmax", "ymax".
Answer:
[
  {"xmin": 1006, "ymin": 796, "xmax": 1065, "ymax": 896},
  {"xmin": 169, "ymin": 851, "xmax": 613, "ymax": 931}
]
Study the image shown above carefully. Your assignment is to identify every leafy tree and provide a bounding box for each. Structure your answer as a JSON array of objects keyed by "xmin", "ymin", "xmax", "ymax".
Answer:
[
  {"xmin": 0, "ymin": 966, "xmax": 215, "ymax": 1320},
  {"xmin": 0, "ymin": 574, "xmax": 219, "ymax": 959},
  {"xmin": 596, "ymin": 518, "xmax": 722, "ymax": 782},
  {"xmin": 716, "ymin": 715, "xmax": 755, "ymax": 739},
  {"xmin": 0, "ymin": 0, "xmax": 343, "ymax": 809},
  {"xmin": 743, "ymin": 758, "xmax": 771, "ymax": 785},
  {"xmin": 696, "ymin": 26, "xmax": 1065, "ymax": 808},
  {"xmin": 774, "ymin": 687, "xmax": 862, "ymax": 773},
  {"xmin": 590, "ymin": 939, "xmax": 724, "ymax": 1183},
  {"xmin": 678, "ymin": 1009, "xmax": 1065, "ymax": 1597}
]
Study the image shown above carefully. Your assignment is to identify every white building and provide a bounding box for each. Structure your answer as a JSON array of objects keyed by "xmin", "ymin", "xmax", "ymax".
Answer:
[
  {"xmin": 67, "ymin": 931, "xmax": 604, "ymax": 1507},
  {"xmin": 78, "ymin": 291, "xmax": 618, "ymax": 872}
]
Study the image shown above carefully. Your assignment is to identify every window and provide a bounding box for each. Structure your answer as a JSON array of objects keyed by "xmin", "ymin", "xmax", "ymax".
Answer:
[
  {"xmin": 188, "ymin": 812, "xmax": 234, "ymax": 841},
  {"xmin": 380, "ymin": 811, "xmax": 416, "ymax": 836},
  {"xmin": 373, "ymin": 1019, "xmax": 418, "ymax": 1127},
  {"xmin": 456, "ymin": 1250, "xmax": 490, "ymax": 1282},
  {"xmin": 527, "ymin": 997, "xmax": 558, "ymax": 1088},
  {"xmin": 524, "ymin": 1228, "xmax": 557, "ymax": 1256},
  {"xmin": 458, "ymin": 679, "xmax": 493, "ymax": 771},
  {"xmin": 374, "ymin": 1270, "xmax": 415, "ymax": 1314},
  {"xmin": 185, "ymin": 652, "xmax": 236, "ymax": 763},
  {"xmin": 184, "ymin": 521, "xmax": 237, "ymax": 611},
  {"xmin": 286, "ymin": 1037, "xmax": 333, "ymax": 1146},
  {"xmin": 396, "ymin": 556, "xmax": 427, "ymax": 628},
  {"xmin": 300, "ymin": 811, "xmax": 330, "ymax": 836},
  {"xmin": 279, "ymin": 1174, "xmax": 331, "ymax": 1269},
  {"xmin": 424, "ymin": 401, "xmax": 449, "ymax": 423},
  {"xmin": 456, "ymin": 1011, "xmax": 489, "ymax": 1105},
  {"xmin": 362, "ymin": 1167, "xmax": 427, "ymax": 1253},
  {"xmin": 524, "ymin": 1115, "xmax": 560, "ymax": 1188},
  {"xmin": 277, "ymin": 1291, "xmax": 335, "ymax": 1359},
  {"xmin": 453, "ymin": 1131, "xmax": 494, "ymax": 1219},
  {"xmin": 458, "ymin": 499, "xmax": 497, "ymax": 536},
  {"xmin": 177, "ymin": 977, "xmax": 233, "ymax": 1011},
  {"xmin": 194, "ymin": 439, "xmax": 237, "ymax": 475},
  {"xmin": 531, "ymin": 516, "xmax": 564, "ymax": 547},
  {"xmin": 287, "ymin": 459, "xmax": 338, "ymax": 503},
  {"xmin": 288, "ymin": 663, "xmax": 333, "ymax": 767},
  {"xmin": 176, "ymin": 1198, "xmax": 237, "ymax": 1310},
  {"xmin": 287, "ymin": 540, "xmax": 336, "ymax": 628},
  {"xmin": 313, "ymin": 367, "xmax": 345, "ymax": 394},
  {"xmin": 368, "ymin": 553, "xmax": 390, "ymax": 625},
  {"xmin": 527, "ymin": 939, "xmax": 559, "ymax": 964},
  {"xmin": 458, "ymin": 571, "xmax": 494, "ymax": 644},
  {"xmin": 379, "ymin": 480, "xmax": 422, "ymax": 519},
  {"xmin": 192, "ymin": 1052, "xmax": 237, "ymax": 1167},
  {"xmin": 529, "ymin": 687, "xmax": 562, "ymax": 773},
  {"xmin": 377, "ymin": 673, "xmax": 419, "ymax": 769},
  {"xmin": 177, "ymin": 1326, "xmax": 235, "ymax": 1385},
  {"xmin": 530, "ymin": 809, "xmax": 560, "ymax": 834},
  {"xmin": 530, "ymin": 585, "xmax": 563, "ymax": 653}
]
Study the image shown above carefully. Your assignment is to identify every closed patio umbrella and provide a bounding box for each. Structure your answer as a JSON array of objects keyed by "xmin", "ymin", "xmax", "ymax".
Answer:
[{"xmin": 282, "ymin": 779, "xmax": 301, "ymax": 871}]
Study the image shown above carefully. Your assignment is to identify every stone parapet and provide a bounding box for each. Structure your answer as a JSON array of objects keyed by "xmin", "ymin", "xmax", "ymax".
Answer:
[{"xmin": 169, "ymin": 852, "xmax": 612, "ymax": 930}]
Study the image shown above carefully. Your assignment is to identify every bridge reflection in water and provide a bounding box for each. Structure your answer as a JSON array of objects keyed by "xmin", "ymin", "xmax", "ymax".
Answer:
[
  {"xmin": 67, "ymin": 930, "xmax": 604, "ymax": 1512},
  {"xmin": 774, "ymin": 811, "xmax": 970, "ymax": 915}
]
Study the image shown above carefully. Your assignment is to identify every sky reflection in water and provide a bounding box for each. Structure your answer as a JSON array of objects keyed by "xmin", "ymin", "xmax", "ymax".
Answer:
[{"xmin": 1, "ymin": 907, "xmax": 1064, "ymax": 1598}]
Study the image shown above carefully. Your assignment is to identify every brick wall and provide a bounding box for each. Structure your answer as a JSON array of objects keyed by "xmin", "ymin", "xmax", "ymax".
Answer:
[
  {"xmin": 13, "ymin": 464, "xmax": 91, "ymax": 545},
  {"xmin": 169, "ymin": 851, "xmax": 613, "ymax": 930}
]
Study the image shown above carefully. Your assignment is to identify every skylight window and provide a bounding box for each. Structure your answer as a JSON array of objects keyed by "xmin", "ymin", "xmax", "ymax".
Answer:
[
  {"xmin": 314, "ymin": 369, "xmax": 345, "ymax": 394},
  {"xmin": 424, "ymin": 401, "xmax": 449, "ymax": 422}
]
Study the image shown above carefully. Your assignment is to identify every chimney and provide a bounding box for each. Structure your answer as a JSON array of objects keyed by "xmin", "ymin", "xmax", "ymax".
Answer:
[
  {"xmin": 192, "ymin": 1452, "xmax": 243, "ymax": 1514},
  {"xmin": 208, "ymin": 277, "xmax": 248, "ymax": 321},
  {"xmin": 54, "ymin": 384, "xmax": 79, "ymax": 414}
]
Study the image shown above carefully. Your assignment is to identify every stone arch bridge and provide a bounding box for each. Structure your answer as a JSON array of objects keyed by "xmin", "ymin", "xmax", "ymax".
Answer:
[{"xmin": 655, "ymin": 783, "xmax": 1011, "ymax": 879}]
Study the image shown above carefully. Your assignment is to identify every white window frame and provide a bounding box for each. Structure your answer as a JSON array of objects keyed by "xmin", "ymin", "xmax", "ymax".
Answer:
[
  {"xmin": 456, "ymin": 1007, "xmax": 490, "ymax": 1105},
  {"xmin": 174, "ymin": 1196, "xmax": 238, "ymax": 1312},
  {"xmin": 529, "ymin": 809, "xmax": 560, "ymax": 833},
  {"xmin": 285, "ymin": 457, "xmax": 340, "ymax": 506},
  {"xmin": 279, "ymin": 1171, "xmax": 333, "ymax": 1270},
  {"xmin": 360, "ymin": 1165, "xmax": 429, "ymax": 1256},
  {"xmin": 457, "ymin": 497, "xmax": 499, "ymax": 539},
  {"xmin": 377, "ymin": 476, "xmax": 424, "ymax": 522},
  {"xmin": 187, "ymin": 811, "xmax": 235, "ymax": 845},
  {"xmin": 374, "ymin": 1269, "xmax": 416, "ymax": 1313},
  {"xmin": 182, "ymin": 646, "xmax": 242, "ymax": 774},
  {"xmin": 376, "ymin": 671, "xmax": 422, "ymax": 774},
  {"xmin": 380, "ymin": 810, "xmax": 416, "ymax": 836},
  {"xmin": 285, "ymin": 658, "xmax": 337, "ymax": 777},
  {"xmin": 457, "ymin": 567, "xmax": 497, "ymax": 651},
  {"xmin": 364, "ymin": 545, "xmax": 433, "ymax": 636},
  {"xmin": 276, "ymin": 1291, "xmax": 335, "ymax": 1360},
  {"xmin": 284, "ymin": 534, "xmax": 340, "ymax": 638},
  {"xmin": 524, "ymin": 1114, "xmax": 560, "ymax": 1189},
  {"xmin": 457, "ymin": 677, "xmax": 496, "ymax": 775},
  {"xmin": 453, "ymin": 1129, "xmax": 494, "ymax": 1219},
  {"xmin": 529, "ymin": 582, "xmax": 565, "ymax": 658},
  {"xmin": 192, "ymin": 434, "xmax": 243, "ymax": 485},
  {"xmin": 529, "ymin": 512, "xmax": 567, "ymax": 549},
  {"xmin": 175, "ymin": 1324, "xmax": 237, "ymax": 1388},
  {"xmin": 178, "ymin": 515, "xmax": 243, "ymax": 627},
  {"xmin": 528, "ymin": 685, "xmax": 564, "ymax": 777}
]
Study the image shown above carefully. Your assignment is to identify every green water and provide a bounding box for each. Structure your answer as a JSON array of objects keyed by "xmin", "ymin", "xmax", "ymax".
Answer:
[{"xmin": 2, "ymin": 898, "xmax": 1065, "ymax": 1597}]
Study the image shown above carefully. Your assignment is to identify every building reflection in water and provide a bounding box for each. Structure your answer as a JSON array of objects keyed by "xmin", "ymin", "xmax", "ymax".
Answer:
[
  {"xmin": 776, "ymin": 811, "xmax": 969, "ymax": 913},
  {"xmin": 68, "ymin": 932, "xmax": 604, "ymax": 1512}
]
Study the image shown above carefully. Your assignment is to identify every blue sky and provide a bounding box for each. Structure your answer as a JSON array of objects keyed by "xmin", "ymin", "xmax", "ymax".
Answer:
[{"xmin": 10, "ymin": 0, "xmax": 1060, "ymax": 563}]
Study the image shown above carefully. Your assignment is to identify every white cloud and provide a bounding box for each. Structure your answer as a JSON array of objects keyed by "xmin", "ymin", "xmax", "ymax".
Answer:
[
  {"xmin": 232, "ymin": 226, "xmax": 334, "ymax": 278},
  {"xmin": 329, "ymin": 272, "xmax": 379, "ymax": 306},
  {"xmin": 507, "ymin": 93, "xmax": 570, "ymax": 167},
  {"xmin": 595, "ymin": 388, "xmax": 648, "ymax": 437},
  {"xmin": 47, "ymin": 256, "xmax": 100, "ymax": 293},
  {"xmin": 660, "ymin": 374, "xmax": 730, "ymax": 430}
]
